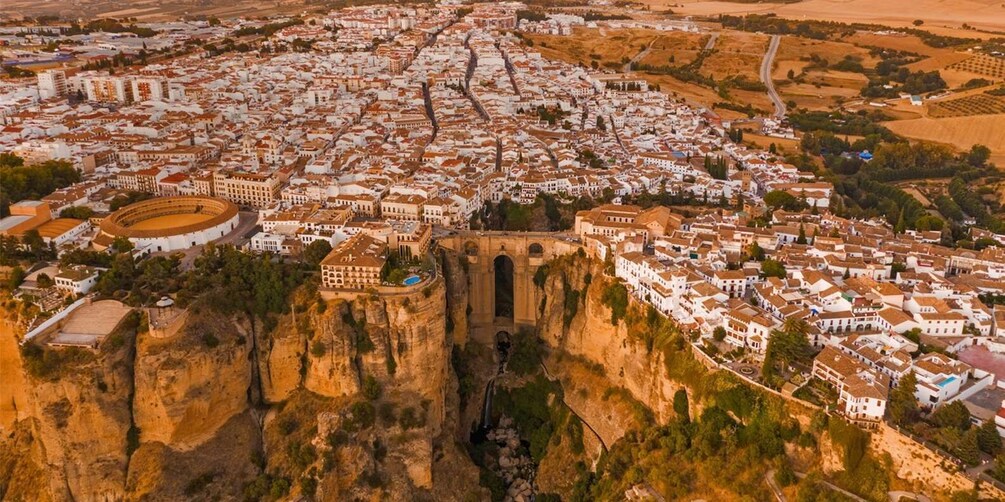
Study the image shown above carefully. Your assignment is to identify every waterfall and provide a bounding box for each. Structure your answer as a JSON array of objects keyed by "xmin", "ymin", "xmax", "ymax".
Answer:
[{"xmin": 480, "ymin": 377, "xmax": 496, "ymax": 430}]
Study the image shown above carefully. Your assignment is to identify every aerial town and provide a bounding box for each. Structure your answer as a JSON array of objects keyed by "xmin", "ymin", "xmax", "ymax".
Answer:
[{"xmin": 3, "ymin": 1, "xmax": 1005, "ymax": 501}]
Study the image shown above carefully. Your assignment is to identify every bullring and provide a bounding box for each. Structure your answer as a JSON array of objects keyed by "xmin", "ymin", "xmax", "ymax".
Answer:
[{"xmin": 93, "ymin": 195, "xmax": 239, "ymax": 253}]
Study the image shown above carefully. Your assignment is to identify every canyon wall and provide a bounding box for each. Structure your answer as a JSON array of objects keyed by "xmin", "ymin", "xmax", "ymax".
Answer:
[{"xmin": 0, "ymin": 270, "xmax": 478, "ymax": 501}]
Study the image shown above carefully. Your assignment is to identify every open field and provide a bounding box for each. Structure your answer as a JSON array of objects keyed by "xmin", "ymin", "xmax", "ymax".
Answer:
[
  {"xmin": 523, "ymin": 27, "xmax": 665, "ymax": 69},
  {"xmin": 642, "ymin": 0, "xmax": 1005, "ymax": 34},
  {"xmin": 702, "ymin": 31, "xmax": 769, "ymax": 80},
  {"xmin": 637, "ymin": 73, "xmax": 753, "ymax": 117},
  {"xmin": 0, "ymin": 0, "xmax": 311, "ymax": 21},
  {"xmin": 637, "ymin": 31, "xmax": 710, "ymax": 68},
  {"xmin": 524, "ymin": 27, "xmax": 774, "ymax": 119},
  {"xmin": 883, "ymin": 114, "xmax": 1005, "ymax": 165},
  {"xmin": 768, "ymin": 36, "xmax": 878, "ymax": 110},
  {"xmin": 740, "ymin": 130, "xmax": 802, "ymax": 153}
]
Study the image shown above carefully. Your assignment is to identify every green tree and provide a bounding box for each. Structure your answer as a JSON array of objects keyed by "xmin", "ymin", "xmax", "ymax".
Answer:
[
  {"xmin": 596, "ymin": 115, "xmax": 606, "ymax": 131},
  {"xmin": 966, "ymin": 144, "xmax": 991, "ymax": 167},
  {"xmin": 977, "ymin": 418, "xmax": 1002, "ymax": 454},
  {"xmin": 887, "ymin": 371, "xmax": 919, "ymax": 426},
  {"xmin": 933, "ymin": 401, "xmax": 973, "ymax": 431},
  {"xmin": 21, "ymin": 229, "xmax": 50, "ymax": 261},
  {"xmin": 747, "ymin": 241, "xmax": 765, "ymax": 261},
  {"xmin": 956, "ymin": 428, "xmax": 981, "ymax": 466},
  {"xmin": 600, "ymin": 281, "xmax": 629, "ymax": 325},
  {"xmin": 914, "ymin": 215, "xmax": 944, "ymax": 232},
  {"xmin": 764, "ymin": 190, "xmax": 803, "ymax": 211},
  {"xmin": 761, "ymin": 259, "xmax": 786, "ymax": 278},
  {"xmin": 36, "ymin": 273, "xmax": 54, "ymax": 288},
  {"xmin": 673, "ymin": 389, "xmax": 690, "ymax": 423},
  {"xmin": 0, "ymin": 160, "xmax": 81, "ymax": 217},
  {"xmin": 712, "ymin": 326, "xmax": 727, "ymax": 342},
  {"xmin": 362, "ymin": 375, "xmax": 382, "ymax": 401},
  {"xmin": 796, "ymin": 225, "xmax": 807, "ymax": 245},
  {"xmin": 5, "ymin": 266, "xmax": 25, "ymax": 289},
  {"xmin": 111, "ymin": 236, "xmax": 134, "ymax": 254},
  {"xmin": 59, "ymin": 206, "xmax": 95, "ymax": 220},
  {"xmin": 303, "ymin": 239, "xmax": 332, "ymax": 268},
  {"xmin": 0, "ymin": 152, "xmax": 24, "ymax": 168}
]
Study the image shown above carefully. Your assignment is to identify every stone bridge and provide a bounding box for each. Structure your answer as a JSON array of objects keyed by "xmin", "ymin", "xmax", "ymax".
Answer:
[{"xmin": 437, "ymin": 231, "xmax": 582, "ymax": 345}]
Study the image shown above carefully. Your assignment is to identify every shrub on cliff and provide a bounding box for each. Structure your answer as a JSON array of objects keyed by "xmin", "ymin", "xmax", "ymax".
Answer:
[
  {"xmin": 20, "ymin": 343, "xmax": 95, "ymax": 380},
  {"xmin": 600, "ymin": 281, "xmax": 629, "ymax": 325},
  {"xmin": 507, "ymin": 327, "xmax": 542, "ymax": 376}
]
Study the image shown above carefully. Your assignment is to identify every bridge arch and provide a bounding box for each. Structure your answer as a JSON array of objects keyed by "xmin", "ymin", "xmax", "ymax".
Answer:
[
  {"xmin": 493, "ymin": 254, "xmax": 515, "ymax": 319},
  {"xmin": 438, "ymin": 232, "xmax": 585, "ymax": 345}
]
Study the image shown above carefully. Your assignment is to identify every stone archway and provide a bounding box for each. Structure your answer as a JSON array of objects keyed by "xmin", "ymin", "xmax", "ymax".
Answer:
[{"xmin": 493, "ymin": 255, "xmax": 514, "ymax": 319}]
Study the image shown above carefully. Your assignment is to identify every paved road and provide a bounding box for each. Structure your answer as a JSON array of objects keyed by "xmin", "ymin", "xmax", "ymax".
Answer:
[
  {"xmin": 624, "ymin": 36, "xmax": 659, "ymax": 73},
  {"xmin": 158, "ymin": 211, "xmax": 259, "ymax": 270},
  {"xmin": 760, "ymin": 35, "xmax": 786, "ymax": 120},
  {"xmin": 888, "ymin": 491, "xmax": 932, "ymax": 502},
  {"xmin": 765, "ymin": 470, "xmax": 787, "ymax": 502},
  {"xmin": 703, "ymin": 32, "xmax": 719, "ymax": 52},
  {"xmin": 794, "ymin": 472, "xmax": 866, "ymax": 502}
]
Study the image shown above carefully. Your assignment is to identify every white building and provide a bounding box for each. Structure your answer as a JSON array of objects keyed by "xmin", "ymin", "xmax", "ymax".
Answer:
[{"xmin": 37, "ymin": 70, "xmax": 67, "ymax": 99}]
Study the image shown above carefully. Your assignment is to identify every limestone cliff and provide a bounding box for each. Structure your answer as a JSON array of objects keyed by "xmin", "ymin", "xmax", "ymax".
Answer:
[
  {"xmin": 0, "ymin": 309, "xmax": 137, "ymax": 501},
  {"xmin": 133, "ymin": 308, "xmax": 253, "ymax": 450},
  {"xmin": 0, "ymin": 267, "xmax": 479, "ymax": 501},
  {"xmin": 534, "ymin": 254, "xmax": 683, "ymax": 440}
]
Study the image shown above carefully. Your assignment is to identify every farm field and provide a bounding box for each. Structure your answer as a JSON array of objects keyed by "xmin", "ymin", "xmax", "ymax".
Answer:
[
  {"xmin": 641, "ymin": 0, "xmax": 1005, "ymax": 34},
  {"xmin": 945, "ymin": 54, "xmax": 1005, "ymax": 80},
  {"xmin": 883, "ymin": 114, "xmax": 1005, "ymax": 166},
  {"xmin": 927, "ymin": 93, "xmax": 1005, "ymax": 118},
  {"xmin": 0, "ymin": 0, "xmax": 309, "ymax": 21}
]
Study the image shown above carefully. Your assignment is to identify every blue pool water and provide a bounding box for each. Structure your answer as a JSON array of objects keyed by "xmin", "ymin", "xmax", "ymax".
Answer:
[
  {"xmin": 403, "ymin": 274, "xmax": 421, "ymax": 286},
  {"xmin": 937, "ymin": 376, "xmax": 957, "ymax": 388}
]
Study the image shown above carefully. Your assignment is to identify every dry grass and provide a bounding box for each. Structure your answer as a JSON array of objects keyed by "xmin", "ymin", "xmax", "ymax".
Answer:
[
  {"xmin": 702, "ymin": 32, "xmax": 769, "ymax": 80},
  {"xmin": 776, "ymin": 81, "xmax": 857, "ymax": 111},
  {"xmin": 742, "ymin": 131, "xmax": 803, "ymax": 153},
  {"xmin": 884, "ymin": 114, "xmax": 1005, "ymax": 162},
  {"xmin": 1, "ymin": 0, "xmax": 307, "ymax": 21},
  {"xmin": 642, "ymin": 0, "xmax": 1005, "ymax": 34},
  {"xmin": 638, "ymin": 32, "xmax": 710, "ymax": 68},
  {"xmin": 524, "ymin": 27, "xmax": 664, "ymax": 69},
  {"xmin": 843, "ymin": 33, "xmax": 946, "ymax": 58}
]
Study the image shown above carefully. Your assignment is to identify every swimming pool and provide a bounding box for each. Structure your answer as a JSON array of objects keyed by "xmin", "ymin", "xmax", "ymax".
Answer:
[
  {"xmin": 937, "ymin": 376, "xmax": 957, "ymax": 388},
  {"xmin": 403, "ymin": 274, "xmax": 421, "ymax": 286}
]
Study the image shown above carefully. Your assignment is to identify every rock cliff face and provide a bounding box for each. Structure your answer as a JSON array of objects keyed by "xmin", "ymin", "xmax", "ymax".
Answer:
[
  {"xmin": 0, "ymin": 310, "xmax": 136, "ymax": 501},
  {"xmin": 133, "ymin": 309, "xmax": 253, "ymax": 450},
  {"xmin": 534, "ymin": 255, "xmax": 684, "ymax": 439},
  {"xmin": 0, "ymin": 270, "xmax": 477, "ymax": 501}
]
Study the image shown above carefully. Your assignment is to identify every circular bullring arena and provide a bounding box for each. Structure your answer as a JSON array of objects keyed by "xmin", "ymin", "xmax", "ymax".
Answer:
[{"xmin": 94, "ymin": 195, "xmax": 240, "ymax": 253}]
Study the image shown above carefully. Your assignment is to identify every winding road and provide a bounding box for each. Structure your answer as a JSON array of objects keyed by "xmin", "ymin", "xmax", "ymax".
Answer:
[{"xmin": 760, "ymin": 35, "xmax": 786, "ymax": 120}]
